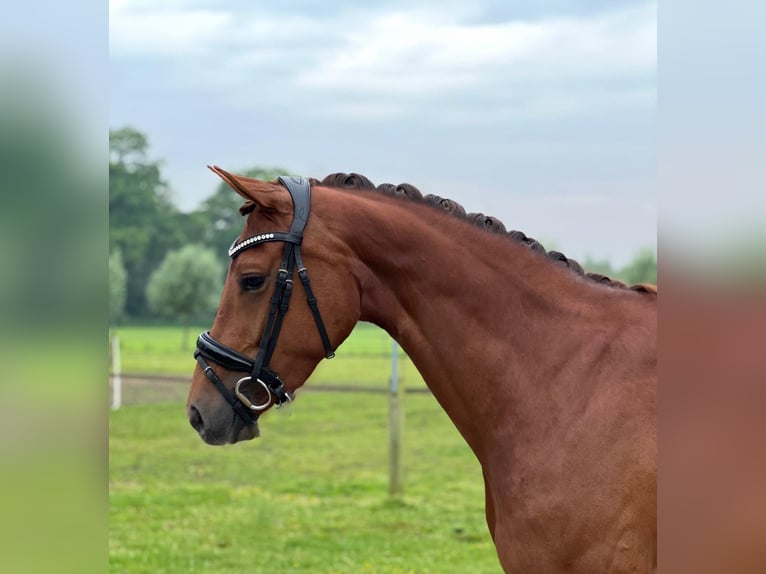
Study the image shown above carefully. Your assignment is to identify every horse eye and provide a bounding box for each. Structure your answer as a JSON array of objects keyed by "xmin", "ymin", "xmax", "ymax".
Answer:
[{"xmin": 240, "ymin": 275, "xmax": 265, "ymax": 292}]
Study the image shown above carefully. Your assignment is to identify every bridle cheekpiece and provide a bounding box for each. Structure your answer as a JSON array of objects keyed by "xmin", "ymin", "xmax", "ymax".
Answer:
[{"xmin": 194, "ymin": 176, "xmax": 335, "ymax": 425}]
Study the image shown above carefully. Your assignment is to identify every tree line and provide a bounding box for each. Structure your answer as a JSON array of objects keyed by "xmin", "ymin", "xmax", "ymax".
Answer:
[
  {"xmin": 109, "ymin": 127, "xmax": 286, "ymax": 332},
  {"xmin": 109, "ymin": 126, "xmax": 657, "ymax": 334}
]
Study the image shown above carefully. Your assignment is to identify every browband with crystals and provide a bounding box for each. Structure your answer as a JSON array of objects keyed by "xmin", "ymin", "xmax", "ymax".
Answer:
[
  {"xmin": 228, "ymin": 233, "xmax": 276, "ymax": 258},
  {"xmin": 228, "ymin": 231, "xmax": 303, "ymax": 259}
]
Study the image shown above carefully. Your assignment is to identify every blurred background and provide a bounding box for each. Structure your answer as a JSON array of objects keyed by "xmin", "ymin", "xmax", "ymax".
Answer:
[
  {"xmin": 0, "ymin": 1, "xmax": 107, "ymax": 573},
  {"xmin": 8, "ymin": 0, "xmax": 766, "ymax": 571}
]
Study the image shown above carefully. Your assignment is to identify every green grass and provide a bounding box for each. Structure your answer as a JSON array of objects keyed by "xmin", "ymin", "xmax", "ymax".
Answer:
[
  {"xmin": 112, "ymin": 322, "xmax": 427, "ymax": 389},
  {"xmin": 110, "ymin": 393, "xmax": 502, "ymax": 573},
  {"xmin": 109, "ymin": 325, "xmax": 498, "ymax": 572}
]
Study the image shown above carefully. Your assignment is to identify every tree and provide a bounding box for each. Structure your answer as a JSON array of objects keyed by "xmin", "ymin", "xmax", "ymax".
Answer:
[
  {"xmin": 109, "ymin": 249, "xmax": 127, "ymax": 325},
  {"xmin": 110, "ymin": 126, "xmax": 185, "ymax": 317},
  {"xmin": 582, "ymin": 248, "xmax": 657, "ymax": 285},
  {"xmin": 581, "ymin": 256, "xmax": 617, "ymax": 279},
  {"xmin": 146, "ymin": 245, "xmax": 223, "ymax": 349},
  {"xmin": 621, "ymin": 247, "xmax": 657, "ymax": 285},
  {"xmin": 194, "ymin": 166, "xmax": 289, "ymax": 261}
]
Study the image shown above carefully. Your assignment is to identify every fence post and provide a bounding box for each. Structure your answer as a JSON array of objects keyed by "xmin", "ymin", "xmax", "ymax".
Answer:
[
  {"xmin": 111, "ymin": 333, "xmax": 122, "ymax": 410},
  {"xmin": 389, "ymin": 340, "xmax": 404, "ymax": 496}
]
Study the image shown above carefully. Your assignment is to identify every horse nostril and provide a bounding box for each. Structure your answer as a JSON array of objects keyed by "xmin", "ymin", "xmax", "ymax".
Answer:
[{"xmin": 188, "ymin": 405, "xmax": 205, "ymax": 433}]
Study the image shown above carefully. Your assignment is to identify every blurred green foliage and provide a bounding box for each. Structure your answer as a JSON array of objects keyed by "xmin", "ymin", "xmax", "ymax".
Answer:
[
  {"xmin": 110, "ymin": 127, "xmax": 185, "ymax": 317},
  {"xmin": 622, "ymin": 247, "xmax": 658, "ymax": 285},
  {"xmin": 1, "ymin": 61, "xmax": 107, "ymax": 574},
  {"xmin": 109, "ymin": 126, "xmax": 287, "ymax": 322},
  {"xmin": 110, "ymin": 249, "xmax": 127, "ymax": 325},
  {"xmin": 583, "ymin": 247, "xmax": 657, "ymax": 285},
  {"xmin": 1, "ymin": 71, "xmax": 103, "ymax": 328},
  {"xmin": 146, "ymin": 245, "xmax": 223, "ymax": 349}
]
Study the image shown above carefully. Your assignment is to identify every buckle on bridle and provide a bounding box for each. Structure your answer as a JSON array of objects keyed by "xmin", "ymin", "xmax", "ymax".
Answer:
[
  {"xmin": 234, "ymin": 375, "xmax": 293, "ymax": 411},
  {"xmin": 234, "ymin": 376, "xmax": 272, "ymax": 411}
]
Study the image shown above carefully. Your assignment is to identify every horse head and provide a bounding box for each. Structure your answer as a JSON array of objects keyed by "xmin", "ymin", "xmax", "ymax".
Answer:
[{"xmin": 186, "ymin": 167, "xmax": 360, "ymax": 445}]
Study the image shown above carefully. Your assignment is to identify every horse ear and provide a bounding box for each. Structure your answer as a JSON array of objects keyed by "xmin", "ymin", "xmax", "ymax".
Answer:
[{"xmin": 207, "ymin": 165, "xmax": 287, "ymax": 211}]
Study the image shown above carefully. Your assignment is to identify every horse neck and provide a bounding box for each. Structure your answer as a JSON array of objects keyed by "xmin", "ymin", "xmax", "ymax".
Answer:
[{"xmin": 322, "ymin": 189, "xmax": 628, "ymax": 457}]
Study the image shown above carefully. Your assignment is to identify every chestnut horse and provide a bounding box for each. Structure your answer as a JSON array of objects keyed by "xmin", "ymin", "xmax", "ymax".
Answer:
[{"xmin": 187, "ymin": 168, "xmax": 657, "ymax": 573}]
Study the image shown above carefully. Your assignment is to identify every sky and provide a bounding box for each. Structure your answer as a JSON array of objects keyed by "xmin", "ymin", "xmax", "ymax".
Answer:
[{"xmin": 110, "ymin": 0, "xmax": 656, "ymax": 266}]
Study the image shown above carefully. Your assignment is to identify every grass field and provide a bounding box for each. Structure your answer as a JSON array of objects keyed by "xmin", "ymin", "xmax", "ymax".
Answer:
[{"xmin": 110, "ymin": 325, "xmax": 500, "ymax": 573}]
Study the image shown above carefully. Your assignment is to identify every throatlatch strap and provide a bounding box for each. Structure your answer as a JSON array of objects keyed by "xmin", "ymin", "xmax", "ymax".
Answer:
[{"xmin": 295, "ymin": 248, "xmax": 335, "ymax": 358}]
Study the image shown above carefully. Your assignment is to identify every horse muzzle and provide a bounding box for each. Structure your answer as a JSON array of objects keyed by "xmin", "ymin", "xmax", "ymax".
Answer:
[{"xmin": 188, "ymin": 402, "xmax": 260, "ymax": 445}]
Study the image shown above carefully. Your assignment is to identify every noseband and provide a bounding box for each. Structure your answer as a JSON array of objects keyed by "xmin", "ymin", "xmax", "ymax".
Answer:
[{"xmin": 194, "ymin": 176, "xmax": 335, "ymax": 425}]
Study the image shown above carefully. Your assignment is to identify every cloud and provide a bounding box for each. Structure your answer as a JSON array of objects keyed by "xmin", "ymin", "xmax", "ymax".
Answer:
[
  {"xmin": 110, "ymin": 0, "xmax": 655, "ymax": 122},
  {"xmin": 110, "ymin": 0, "xmax": 656, "ymax": 266},
  {"xmin": 296, "ymin": 4, "xmax": 654, "ymax": 122},
  {"xmin": 109, "ymin": 2, "xmax": 232, "ymax": 57},
  {"xmin": 298, "ymin": 5, "xmax": 655, "ymax": 89}
]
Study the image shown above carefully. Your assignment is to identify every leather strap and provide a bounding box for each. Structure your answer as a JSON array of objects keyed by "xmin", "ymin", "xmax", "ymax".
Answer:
[
  {"xmin": 195, "ymin": 175, "xmax": 335, "ymax": 424},
  {"xmin": 194, "ymin": 352, "xmax": 257, "ymax": 424}
]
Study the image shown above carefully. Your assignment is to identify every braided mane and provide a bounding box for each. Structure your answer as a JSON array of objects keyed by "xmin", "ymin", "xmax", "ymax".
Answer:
[{"xmin": 313, "ymin": 172, "xmax": 655, "ymax": 294}]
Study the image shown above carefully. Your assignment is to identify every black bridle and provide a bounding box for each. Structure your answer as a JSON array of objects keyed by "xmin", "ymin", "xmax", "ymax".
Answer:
[{"xmin": 194, "ymin": 176, "xmax": 335, "ymax": 425}]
